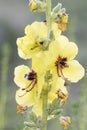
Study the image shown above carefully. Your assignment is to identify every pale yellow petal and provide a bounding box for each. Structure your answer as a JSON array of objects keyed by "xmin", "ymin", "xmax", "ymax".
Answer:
[
  {"xmin": 52, "ymin": 22, "xmax": 61, "ymax": 39},
  {"xmin": 48, "ymin": 92, "xmax": 57, "ymax": 103},
  {"xmin": 48, "ymin": 68, "xmax": 65, "ymax": 103},
  {"xmin": 32, "ymin": 53, "xmax": 47, "ymax": 74},
  {"xmin": 17, "ymin": 48, "xmax": 30, "ymax": 59},
  {"xmin": 57, "ymin": 35, "xmax": 69, "ymax": 50},
  {"xmin": 17, "ymin": 36, "xmax": 36, "ymax": 59},
  {"xmin": 14, "ymin": 65, "xmax": 31, "ymax": 88},
  {"xmin": 61, "ymin": 42, "xmax": 78, "ymax": 59},
  {"xmin": 33, "ymin": 99, "xmax": 42, "ymax": 116},
  {"xmin": 62, "ymin": 60, "xmax": 85, "ymax": 82},
  {"xmin": 31, "ymin": 22, "xmax": 47, "ymax": 38},
  {"xmin": 25, "ymin": 25, "xmax": 32, "ymax": 35},
  {"xmin": 48, "ymin": 40, "xmax": 60, "ymax": 63},
  {"xmin": 48, "ymin": 85, "xmax": 67, "ymax": 103},
  {"xmin": 16, "ymin": 89, "xmax": 34, "ymax": 106},
  {"xmin": 37, "ymin": 74, "xmax": 44, "ymax": 97},
  {"xmin": 52, "ymin": 67, "xmax": 65, "ymax": 88}
]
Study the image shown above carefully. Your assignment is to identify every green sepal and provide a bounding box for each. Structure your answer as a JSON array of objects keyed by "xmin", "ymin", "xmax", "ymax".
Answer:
[
  {"xmin": 51, "ymin": 109, "xmax": 62, "ymax": 115},
  {"xmin": 47, "ymin": 99, "xmax": 62, "ymax": 119},
  {"xmin": 49, "ymin": 30, "xmax": 55, "ymax": 41},
  {"xmin": 23, "ymin": 107, "xmax": 42, "ymax": 130},
  {"xmin": 51, "ymin": 3, "xmax": 67, "ymax": 22}
]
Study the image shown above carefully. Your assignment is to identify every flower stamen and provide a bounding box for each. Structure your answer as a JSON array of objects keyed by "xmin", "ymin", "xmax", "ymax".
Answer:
[
  {"xmin": 55, "ymin": 56, "xmax": 68, "ymax": 80},
  {"xmin": 18, "ymin": 70, "xmax": 37, "ymax": 97}
]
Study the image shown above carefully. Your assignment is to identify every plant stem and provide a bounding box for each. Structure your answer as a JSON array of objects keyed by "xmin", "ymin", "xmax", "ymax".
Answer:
[
  {"xmin": 46, "ymin": 0, "xmax": 51, "ymax": 39},
  {"xmin": 41, "ymin": 1, "xmax": 51, "ymax": 130},
  {"xmin": 41, "ymin": 88, "xmax": 48, "ymax": 130}
]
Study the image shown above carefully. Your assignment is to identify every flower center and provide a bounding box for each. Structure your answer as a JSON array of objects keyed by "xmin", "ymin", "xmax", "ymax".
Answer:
[
  {"xmin": 24, "ymin": 70, "xmax": 37, "ymax": 80},
  {"xmin": 19, "ymin": 70, "xmax": 37, "ymax": 97},
  {"xmin": 55, "ymin": 56, "xmax": 68, "ymax": 80}
]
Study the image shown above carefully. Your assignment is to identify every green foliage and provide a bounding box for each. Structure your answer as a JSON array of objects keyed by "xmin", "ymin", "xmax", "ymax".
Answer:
[
  {"xmin": 23, "ymin": 107, "xmax": 42, "ymax": 130},
  {"xmin": 47, "ymin": 99, "xmax": 62, "ymax": 119}
]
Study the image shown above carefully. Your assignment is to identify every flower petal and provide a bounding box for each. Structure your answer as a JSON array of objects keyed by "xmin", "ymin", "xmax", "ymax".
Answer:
[
  {"xmin": 31, "ymin": 22, "xmax": 47, "ymax": 38},
  {"xmin": 52, "ymin": 22, "xmax": 61, "ymax": 39},
  {"xmin": 57, "ymin": 35, "xmax": 69, "ymax": 50},
  {"xmin": 16, "ymin": 89, "xmax": 34, "ymax": 106},
  {"xmin": 48, "ymin": 41, "xmax": 60, "ymax": 63},
  {"xmin": 33, "ymin": 99, "xmax": 42, "ymax": 116},
  {"xmin": 62, "ymin": 60, "xmax": 85, "ymax": 82},
  {"xmin": 37, "ymin": 75, "xmax": 44, "ymax": 97},
  {"xmin": 61, "ymin": 42, "xmax": 78, "ymax": 59},
  {"xmin": 14, "ymin": 65, "xmax": 31, "ymax": 88}
]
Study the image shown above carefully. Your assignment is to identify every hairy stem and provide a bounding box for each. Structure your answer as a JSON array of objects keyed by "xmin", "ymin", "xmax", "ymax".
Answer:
[
  {"xmin": 41, "ymin": 1, "xmax": 52, "ymax": 130},
  {"xmin": 41, "ymin": 88, "xmax": 48, "ymax": 130},
  {"xmin": 46, "ymin": 0, "xmax": 51, "ymax": 40}
]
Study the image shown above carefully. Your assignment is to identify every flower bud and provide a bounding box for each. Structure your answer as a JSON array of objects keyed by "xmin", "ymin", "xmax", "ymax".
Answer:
[{"xmin": 29, "ymin": 0, "xmax": 46, "ymax": 12}]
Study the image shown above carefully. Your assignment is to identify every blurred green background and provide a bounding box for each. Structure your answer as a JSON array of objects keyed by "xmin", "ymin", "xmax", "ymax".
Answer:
[{"xmin": 0, "ymin": 0, "xmax": 87, "ymax": 130}]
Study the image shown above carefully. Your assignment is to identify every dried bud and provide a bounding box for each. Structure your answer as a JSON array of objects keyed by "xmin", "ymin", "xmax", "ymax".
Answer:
[
  {"xmin": 58, "ymin": 14, "xmax": 68, "ymax": 31},
  {"xmin": 56, "ymin": 89, "xmax": 68, "ymax": 104},
  {"xmin": 17, "ymin": 105, "xmax": 27, "ymax": 114},
  {"xmin": 60, "ymin": 116, "xmax": 71, "ymax": 130}
]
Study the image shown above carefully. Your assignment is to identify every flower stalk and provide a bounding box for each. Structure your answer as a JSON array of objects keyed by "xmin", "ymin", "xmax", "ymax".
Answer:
[
  {"xmin": 46, "ymin": 0, "xmax": 51, "ymax": 44},
  {"xmin": 41, "ymin": 88, "xmax": 48, "ymax": 130},
  {"xmin": 14, "ymin": 0, "xmax": 85, "ymax": 130},
  {"xmin": 41, "ymin": 0, "xmax": 52, "ymax": 127}
]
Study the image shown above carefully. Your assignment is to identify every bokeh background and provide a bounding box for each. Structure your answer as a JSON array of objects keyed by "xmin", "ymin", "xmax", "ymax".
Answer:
[{"xmin": 0, "ymin": 0, "xmax": 87, "ymax": 130}]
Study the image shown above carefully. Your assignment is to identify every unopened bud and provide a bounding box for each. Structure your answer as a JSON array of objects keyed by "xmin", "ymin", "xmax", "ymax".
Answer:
[{"xmin": 29, "ymin": 0, "xmax": 46, "ymax": 12}]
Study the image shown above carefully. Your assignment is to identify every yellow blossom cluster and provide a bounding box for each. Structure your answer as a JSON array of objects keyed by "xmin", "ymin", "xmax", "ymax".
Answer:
[{"xmin": 14, "ymin": 21, "xmax": 84, "ymax": 116}]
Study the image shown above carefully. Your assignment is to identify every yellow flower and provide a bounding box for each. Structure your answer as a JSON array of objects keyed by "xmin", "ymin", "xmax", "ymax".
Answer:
[
  {"xmin": 25, "ymin": 22, "xmax": 47, "ymax": 39},
  {"xmin": 17, "ymin": 21, "xmax": 61, "ymax": 59},
  {"xmin": 14, "ymin": 64, "xmax": 44, "ymax": 103},
  {"xmin": 14, "ymin": 65, "xmax": 45, "ymax": 115},
  {"xmin": 48, "ymin": 82, "xmax": 68, "ymax": 104},
  {"xmin": 16, "ymin": 89, "xmax": 35, "ymax": 107},
  {"xmin": 48, "ymin": 35, "xmax": 85, "ymax": 82},
  {"xmin": 32, "ymin": 54, "xmax": 67, "ymax": 104},
  {"xmin": 14, "ymin": 64, "xmax": 44, "ymax": 95},
  {"xmin": 14, "ymin": 64, "xmax": 66, "ymax": 116}
]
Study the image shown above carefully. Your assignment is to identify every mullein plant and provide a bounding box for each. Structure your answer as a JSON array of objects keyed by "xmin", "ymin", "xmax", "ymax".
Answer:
[{"xmin": 14, "ymin": 0, "xmax": 85, "ymax": 130}]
